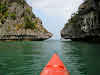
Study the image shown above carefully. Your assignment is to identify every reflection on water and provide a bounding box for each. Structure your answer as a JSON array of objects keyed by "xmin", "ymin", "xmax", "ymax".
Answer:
[{"xmin": 0, "ymin": 40, "xmax": 100, "ymax": 75}]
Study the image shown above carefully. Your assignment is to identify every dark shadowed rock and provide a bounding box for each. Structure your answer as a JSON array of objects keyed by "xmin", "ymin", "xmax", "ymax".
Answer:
[{"xmin": 61, "ymin": 0, "xmax": 100, "ymax": 42}]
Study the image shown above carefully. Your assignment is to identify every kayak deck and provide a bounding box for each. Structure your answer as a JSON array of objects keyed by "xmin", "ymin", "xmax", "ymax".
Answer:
[{"xmin": 40, "ymin": 53, "xmax": 70, "ymax": 75}]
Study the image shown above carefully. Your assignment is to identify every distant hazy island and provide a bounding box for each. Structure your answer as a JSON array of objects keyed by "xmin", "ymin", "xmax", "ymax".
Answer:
[
  {"xmin": 61, "ymin": 0, "xmax": 100, "ymax": 42},
  {"xmin": 0, "ymin": 0, "xmax": 52, "ymax": 41}
]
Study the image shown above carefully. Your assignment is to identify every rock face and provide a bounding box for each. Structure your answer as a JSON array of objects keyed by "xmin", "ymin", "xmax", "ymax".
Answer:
[
  {"xmin": 0, "ymin": 0, "xmax": 52, "ymax": 41},
  {"xmin": 61, "ymin": 0, "xmax": 100, "ymax": 42}
]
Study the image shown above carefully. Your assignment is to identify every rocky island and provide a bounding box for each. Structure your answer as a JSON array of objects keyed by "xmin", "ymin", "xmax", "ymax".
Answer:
[
  {"xmin": 61, "ymin": 0, "xmax": 100, "ymax": 42},
  {"xmin": 0, "ymin": 0, "xmax": 52, "ymax": 41}
]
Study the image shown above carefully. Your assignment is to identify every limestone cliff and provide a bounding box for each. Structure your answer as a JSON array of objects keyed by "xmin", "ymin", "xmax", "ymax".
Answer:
[
  {"xmin": 61, "ymin": 0, "xmax": 100, "ymax": 42},
  {"xmin": 0, "ymin": 0, "xmax": 52, "ymax": 40}
]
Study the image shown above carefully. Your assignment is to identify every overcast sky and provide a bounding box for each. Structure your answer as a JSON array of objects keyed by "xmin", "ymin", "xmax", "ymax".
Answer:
[{"xmin": 26, "ymin": 0, "xmax": 84, "ymax": 40}]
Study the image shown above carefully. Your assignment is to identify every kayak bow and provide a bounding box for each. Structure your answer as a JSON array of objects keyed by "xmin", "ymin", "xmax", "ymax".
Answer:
[{"xmin": 40, "ymin": 53, "xmax": 70, "ymax": 75}]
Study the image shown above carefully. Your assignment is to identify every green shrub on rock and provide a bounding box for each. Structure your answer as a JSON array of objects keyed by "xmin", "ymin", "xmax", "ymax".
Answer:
[
  {"xmin": 24, "ymin": 16, "xmax": 35, "ymax": 29},
  {"xmin": 10, "ymin": 13, "xmax": 16, "ymax": 20},
  {"xmin": 32, "ymin": 13, "xmax": 36, "ymax": 18},
  {"xmin": 0, "ymin": 4, "xmax": 7, "ymax": 13},
  {"xmin": 26, "ymin": 8, "xmax": 31, "ymax": 14},
  {"xmin": 4, "ymin": 11, "xmax": 9, "ymax": 19}
]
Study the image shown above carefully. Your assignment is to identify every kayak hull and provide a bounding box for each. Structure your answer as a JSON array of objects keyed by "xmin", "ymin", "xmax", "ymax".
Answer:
[{"xmin": 40, "ymin": 53, "xmax": 70, "ymax": 75}]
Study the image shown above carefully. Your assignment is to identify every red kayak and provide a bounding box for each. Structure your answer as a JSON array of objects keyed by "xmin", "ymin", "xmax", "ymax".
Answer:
[{"xmin": 40, "ymin": 53, "xmax": 70, "ymax": 75}]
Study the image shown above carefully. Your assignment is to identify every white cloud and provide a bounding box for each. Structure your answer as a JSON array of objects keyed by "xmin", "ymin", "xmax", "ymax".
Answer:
[
  {"xmin": 27, "ymin": 0, "xmax": 83, "ymax": 21},
  {"xmin": 27, "ymin": 0, "xmax": 83, "ymax": 8},
  {"xmin": 26, "ymin": 0, "xmax": 48, "ymax": 8}
]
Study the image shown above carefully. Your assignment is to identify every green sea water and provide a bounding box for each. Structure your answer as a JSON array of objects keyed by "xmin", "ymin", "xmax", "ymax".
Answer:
[{"xmin": 0, "ymin": 40, "xmax": 100, "ymax": 75}]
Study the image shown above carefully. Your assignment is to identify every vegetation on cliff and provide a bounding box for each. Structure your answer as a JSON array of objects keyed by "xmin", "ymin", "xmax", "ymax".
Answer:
[
  {"xmin": 61, "ymin": 0, "xmax": 100, "ymax": 42},
  {"xmin": 0, "ymin": 0, "xmax": 52, "ymax": 40}
]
